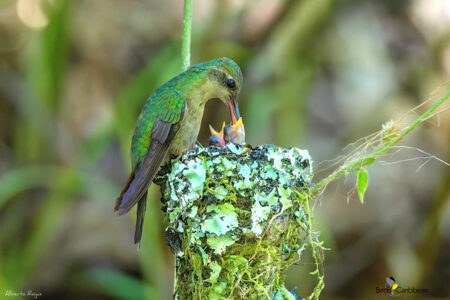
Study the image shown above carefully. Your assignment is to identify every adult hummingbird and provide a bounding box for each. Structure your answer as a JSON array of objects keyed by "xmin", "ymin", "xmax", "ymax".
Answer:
[{"xmin": 114, "ymin": 58, "xmax": 243, "ymax": 244}]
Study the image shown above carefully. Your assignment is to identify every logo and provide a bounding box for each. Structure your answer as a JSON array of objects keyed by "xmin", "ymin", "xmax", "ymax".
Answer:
[
  {"xmin": 376, "ymin": 276, "xmax": 430, "ymax": 297},
  {"xmin": 4, "ymin": 290, "xmax": 43, "ymax": 299},
  {"xmin": 385, "ymin": 277, "xmax": 402, "ymax": 297}
]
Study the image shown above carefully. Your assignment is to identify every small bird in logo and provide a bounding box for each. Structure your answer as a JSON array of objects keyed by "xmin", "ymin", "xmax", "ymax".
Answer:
[{"xmin": 386, "ymin": 277, "xmax": 399, "ymax": 295}]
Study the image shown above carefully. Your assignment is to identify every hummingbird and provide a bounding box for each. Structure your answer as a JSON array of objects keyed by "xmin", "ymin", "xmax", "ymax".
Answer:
[{"xmin": 114, "ymin": 58, "xmax": 243, "ymax": 245}]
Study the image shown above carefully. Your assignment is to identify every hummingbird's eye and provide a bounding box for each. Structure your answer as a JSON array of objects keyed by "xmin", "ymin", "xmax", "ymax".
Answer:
[{"xmin": 227, "ymin": 77, "xmax": 236, "ymax": 89}]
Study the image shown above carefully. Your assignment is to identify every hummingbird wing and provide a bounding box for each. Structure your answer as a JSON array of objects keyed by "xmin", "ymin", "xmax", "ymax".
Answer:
[
  {"xmin": 115, "ymin": 91, "xmax": 186, "ymax": 216},
  {"xmin": 386, "ymin": 277, "xmax": 395, "ymax": 287}
]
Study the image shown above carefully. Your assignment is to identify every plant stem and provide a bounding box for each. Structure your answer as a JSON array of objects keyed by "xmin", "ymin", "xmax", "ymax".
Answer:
[
  {"xmin": 175, "ymin": 0, "xmax": 193, "ymax": 293},
  {"xmin": 311, "ymin": 90, "xmax": 450, "ymax": 197},
  {"xmin": 182, "ymin": 0, "xmax": 192, "ymax": 71}
]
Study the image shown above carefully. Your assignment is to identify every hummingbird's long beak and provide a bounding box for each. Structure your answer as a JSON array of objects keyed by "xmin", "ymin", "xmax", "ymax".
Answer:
[{"xmin": 227, "ymin": 96, "xmax": 240, "ymax": 125}]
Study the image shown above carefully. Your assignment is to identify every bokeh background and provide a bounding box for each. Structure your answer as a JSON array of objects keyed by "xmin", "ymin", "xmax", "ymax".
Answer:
[{"xmin": 1, "ymin": 0, "xmax": 450, "ymax": 299}]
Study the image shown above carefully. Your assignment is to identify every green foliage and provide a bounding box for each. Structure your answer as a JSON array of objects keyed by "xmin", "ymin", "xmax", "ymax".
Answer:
[
  {"xmin": 356, "ymin": 169, "xmax": 368, "ymax": 204},
  {"xmin": 0, "ymin": 165, "xmax": 118, "ymax": 288},
  {"xmin": 76, "ymin": 269, "xmax": 158, "ymax": 300},
  {"xmin": 310, "ymin": 91, "xmax": 450, "ymax": 198},
  {"xmin": 26, "ymin": 0, "xmax": 72, "ymax": 111},
  {"xmin": 1, "ymin": 10, "xmax": 81, "ymax": 291},
  {"xmin": 0, "ymin": 166, "xmax": 55, "ymax": 210}
]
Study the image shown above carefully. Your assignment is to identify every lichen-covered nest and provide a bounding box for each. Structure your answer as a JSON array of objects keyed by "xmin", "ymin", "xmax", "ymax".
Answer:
[{"xmin": 155, "ymin": 144, "xmax": 321, "ymax": 300}]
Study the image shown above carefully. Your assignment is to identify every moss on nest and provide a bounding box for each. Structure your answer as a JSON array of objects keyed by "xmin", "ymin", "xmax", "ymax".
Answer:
[{"xmin": 155, "ymin": 144, "xmax": 323, "ymax": 300}]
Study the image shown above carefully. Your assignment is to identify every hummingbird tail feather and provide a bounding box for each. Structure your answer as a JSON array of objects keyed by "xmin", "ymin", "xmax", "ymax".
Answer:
[
  {"xmin": 115, "ymin": 142, "xmax": 165, "ymax": 215},
  {"xmin": 134, "ymin": 193, "xmax": 147, "ymax": 245},
  {"xmin": 114, "ymin": 172, "xmax": 135, "ymax": 214}
]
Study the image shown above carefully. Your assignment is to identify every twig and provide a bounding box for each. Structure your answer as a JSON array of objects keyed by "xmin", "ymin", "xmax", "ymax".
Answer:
[{"xmin": 310, "ymin": 90, "xmax": 450, "ymax": 197}]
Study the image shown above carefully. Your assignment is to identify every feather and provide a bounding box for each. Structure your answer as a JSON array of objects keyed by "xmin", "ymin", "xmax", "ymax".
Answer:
[
  {"xmin": 134, "ymin": 192, "xmax": 147, "ymax": 246},
  {"xmin": 115, "ymin": 115, "xmax": 183, "ymax": 215}
]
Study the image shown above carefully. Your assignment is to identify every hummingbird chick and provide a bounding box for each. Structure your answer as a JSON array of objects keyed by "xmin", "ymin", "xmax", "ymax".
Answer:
[
  {"xmin": 224, "ymin": 117, "xmax": 246, "ymax": 145},
  {"xmin": 208, "ymin": 122, "xmax": 226, "ymax": 147},
  {"xmin": 209, "ymin": 117, "xmax": 246, "ymax": 147}
]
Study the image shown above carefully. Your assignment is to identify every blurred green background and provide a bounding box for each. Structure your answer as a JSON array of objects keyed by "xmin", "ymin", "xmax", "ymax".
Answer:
[{"xmin": 1, "ymin": 0, "xmax": 449, "ymax": 299}]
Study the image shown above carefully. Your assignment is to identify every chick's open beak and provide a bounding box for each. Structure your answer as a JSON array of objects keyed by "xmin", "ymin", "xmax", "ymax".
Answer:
[
  {"xmin": 208, "ymin": 122, "xmax": 226, "ymax": 147},
  {"xmin": 224, "ymin": 117, "xmax": 245, "ymax": 145}
]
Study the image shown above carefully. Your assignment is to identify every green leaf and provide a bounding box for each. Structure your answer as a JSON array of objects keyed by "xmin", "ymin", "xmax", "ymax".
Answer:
[
  {"xmin": 356, "ymin": 169, "xmax": 369, "ymax": 204},
  {"xmin": 360, "ymin": 157, "xmax": 375, "ymax": 167},
  {"xmin": 76, "ymin": 269, "xmax": 158, "ymax": 300},
  {"xmin": 0, "ymin": 166, "xmax": 53, "ymax": 209},
  {"xmin": 26, "ymin": 0, "xmax": 73, "ymax": 111}
]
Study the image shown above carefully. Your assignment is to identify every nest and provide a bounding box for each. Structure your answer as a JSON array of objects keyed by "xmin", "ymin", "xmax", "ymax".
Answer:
[{"xmin": 155, "ymin": 144, "xmax": 319, "ymax": 299}]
